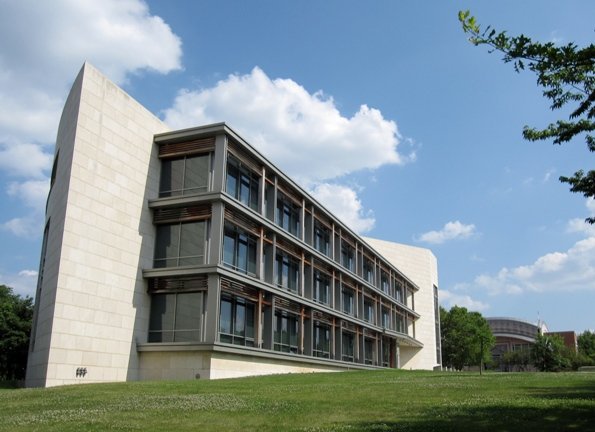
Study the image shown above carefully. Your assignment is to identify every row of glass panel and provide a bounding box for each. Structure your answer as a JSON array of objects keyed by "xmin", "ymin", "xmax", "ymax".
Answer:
[
  {"xmin": 153, "ymin": 219, "xmax": 408, "ymax": 330},
  {"xmin": 154, "ymin": 219, "xmax": 406, "ymax": 307},
  {"xmin": 148, "ymin": 291, "xmax": 391, "ymax": 365},
  {"xmin": 158, "ymin": 152, "xmax": 408, "ymax": 302}
]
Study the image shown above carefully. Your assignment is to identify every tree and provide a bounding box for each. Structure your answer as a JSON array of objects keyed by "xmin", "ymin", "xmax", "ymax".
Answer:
[
  {"xmin": 0, "ymin": 285, "xmax": 34, "ymax": 381},
  {"xmin": 531, "ymin": 333, "xmax": 568, "ymax": 372},
  {"xmin": 578, "ymin": 330, "xmax": 595, "ymax": 362},
  {"xmin": 459, "ymin": 10, "xmax": 595, "ymax": 223},
  {"xmin": 440, "ymin": 305, "xmax": 495, "ymax": 371}
]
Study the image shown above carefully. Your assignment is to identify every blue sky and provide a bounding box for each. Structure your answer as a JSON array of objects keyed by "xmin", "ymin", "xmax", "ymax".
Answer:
[{"xmin": 0, "ymin": 0, "xmax": 593, "ymax": 332}]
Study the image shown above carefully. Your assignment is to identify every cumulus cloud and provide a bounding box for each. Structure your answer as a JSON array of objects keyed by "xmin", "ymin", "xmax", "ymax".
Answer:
[
  {"xmin": 439, "ymin": 289, "xmax": 489, "ymax": 312},
  {"xmin": 472, "ymin": 236, "xmax": 595, "ymax": 295},
  {"xmin": 0, "ymin": 0, "xmax": 182, "ymax": 237},
  {"xmin": 417, "ymin": 221, "xmax": 477, "ymax": 245},
  {"xmin": 0, "ymin": 269, "xmax": 38, "ymax": 298},
  {"xmin": 163, "ymin": 67, "xmax": 409, "ymax": 183},
  {"xmin": 567, "ymin": 198, "xmax": 595, "ymax": 236},
  {"xmin": 7, "ymin": 180, "xmax": 50, "ymax": 212},
  {"xmin": 310, "ymin": 183, "xmax": 375, "ymax": 234}
]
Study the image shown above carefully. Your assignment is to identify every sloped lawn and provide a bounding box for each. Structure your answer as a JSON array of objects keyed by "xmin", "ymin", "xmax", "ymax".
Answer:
[{"xmin": 0, "ymin": 370, "xmax": 593, "ymax": 431}]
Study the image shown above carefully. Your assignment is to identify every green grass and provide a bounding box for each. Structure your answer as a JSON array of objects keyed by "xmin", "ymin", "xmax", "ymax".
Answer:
[{"xmin": 0, "ymin": 370, "xmax": 594, "ymax": 431}]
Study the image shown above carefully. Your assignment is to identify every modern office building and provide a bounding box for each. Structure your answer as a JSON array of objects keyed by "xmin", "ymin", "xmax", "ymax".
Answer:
[{"xmin": 25, "ymin": 63, "xmax": 440, "ymax": 387}]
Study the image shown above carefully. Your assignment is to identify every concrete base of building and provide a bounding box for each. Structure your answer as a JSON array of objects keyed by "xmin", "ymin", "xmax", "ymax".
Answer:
[{"xmin": 138, "ymin": 343, "xmax": 383, "ymax": 381}]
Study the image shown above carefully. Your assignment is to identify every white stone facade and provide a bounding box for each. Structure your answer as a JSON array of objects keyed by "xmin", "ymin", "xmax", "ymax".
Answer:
[{"xmin": 26, "ymin": 63, "xmax": 169, "ymax": 387}]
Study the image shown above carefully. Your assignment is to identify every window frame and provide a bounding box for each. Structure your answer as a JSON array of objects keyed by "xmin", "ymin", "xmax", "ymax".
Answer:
[
  {"xmin": 226, "ymin": 155, "xmax": 260, "ymax": 211},
  {"xmin": 223, "ymin": 224, "xmax": 257, "ymax": 276},
  {"xmin": 148, "ymin": 291, "xmax": 204, "ymax": 343},
  {"xmin": 159, "ymin": 153, "xmax": 211, "ymax": 198},
  {"xmin": 154, "ymin": 220, "xmax": 207, "ymax": 268},
  {"xmin": 219, "ymin": 295, "xmax": 256, "ymax": 347},
  {"xmin": 274, "ymin": 311, "xmax": 299, "ymax": 354},
  {"xmin": 275, "ymin": 251, "xmax": 300, "ymax": 293}
]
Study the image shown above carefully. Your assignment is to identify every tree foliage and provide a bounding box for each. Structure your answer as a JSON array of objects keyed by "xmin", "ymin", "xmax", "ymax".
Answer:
[
  {"xmin": 0, "ymin": 285, "xmax": 34, "ymax": 381},
  {"xmin": 440, "ymin": 305, "xmax": 495, "ymax": 371},
  {"xmin": 459, "ymin": 10, "xmax": 595, "ymax": 223},
  {"xmin": 578, "ymin": 330, "xmax": 595, "ymax": 361},
  {"xmin": 531, "ymin": 333, "xmax": 569, "ymax": 372}
]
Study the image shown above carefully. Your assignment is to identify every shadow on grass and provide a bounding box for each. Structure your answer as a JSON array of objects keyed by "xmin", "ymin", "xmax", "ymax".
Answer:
[
  {"xmin": 326, "ymin": 403, "xmax": 595, "ymax": 432},
  {"xmin": 312, "ymin": 388, "xmax": 595, "ymax": 432}
]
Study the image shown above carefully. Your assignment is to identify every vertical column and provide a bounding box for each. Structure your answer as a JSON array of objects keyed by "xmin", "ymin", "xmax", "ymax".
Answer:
[
  {"xmin": 204, "ymin": 274, "xmax": 221, "ymax": 344},
  {"xmin": 263, "ymin": 293, "xmax": 274, "ymax": 350},
  {"xmin": 208, "ymin": 201, "xmax": 225, "ymax": 265},
  {"xmin": 255, "ymin": 290, "xmax": 263, "ymax": 348},
  {"xmin": 211, "ymin": 134, "xmax": 228, "ymax": 193},
  {"xmin": 259, "ymin": 166, "xmax": 266, "ymax": 216}
]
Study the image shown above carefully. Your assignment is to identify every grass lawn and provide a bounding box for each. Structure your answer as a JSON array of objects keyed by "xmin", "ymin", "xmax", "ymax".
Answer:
[{"xmin": 0, "ymin": 370, "xmax": 594, "ymax": 431}]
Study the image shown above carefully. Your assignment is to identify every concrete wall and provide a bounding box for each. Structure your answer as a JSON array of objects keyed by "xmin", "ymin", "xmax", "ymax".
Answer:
[
  {"xmin": 363, "ymin": 238, "xmax": 440, "ymax": 370},
  {"xmin": 139, "ymin": 349, "xmax": 347, "ymax": 381},
  {"xmin": 26, "ymin": 63, "xmax": 169, "ymax": 387}
]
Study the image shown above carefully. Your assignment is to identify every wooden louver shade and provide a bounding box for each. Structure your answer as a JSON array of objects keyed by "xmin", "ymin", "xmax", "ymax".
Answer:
[
  {"xmin": 148, "ymin": 276, "xmax": 208, "ymax": 292},
  {"xmin": 220, "ymin": 277, "xmax": 259, "ymax": 301},
  {"xmin": 274, "ymin": 296, "xmax": 302, "ymax": 314},
  {"xmin": 224, "ymin": 208, "xmax": 260, "ymax": 235},
  {"xmin": 153, "ymin": 204, "xmax": 211, "ymax": 224},
  {"xmin": 158, "ymin": 137, "xmax": 216, "ymax": 158}
]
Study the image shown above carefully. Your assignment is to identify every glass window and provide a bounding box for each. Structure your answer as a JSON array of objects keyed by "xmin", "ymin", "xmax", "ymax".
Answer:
[
  {"xmin": 342, "ymin": 288, "xmax": 354, "ymax": 316},
  {"xmin": 154, "ymin": 221, "xmax": 206, "ymax": 268},
  {"xmin": 341, "ymin": 244, "xmax": 354, "ymax": 272},
  {"xmin": 381, "ymin": 271, "xmax": 390, "ymax": 295},
  {"xmin": 148, "ymin": 292, "xmax": 202, "ymax": 342},
  {"xmin": 313, "ymin": 222, "xmax": 329, "ymax": 256},
  {"xmin": 223, "ymin": 224, "xmax": 257, "ymax": 275},
  {"xmin": 276, "ymin": 252, "xmax": 300, "ymax": 293},
  {"xmin": 364, "ymin": 299, "xmax": 375, "ymax": 324},
  {"xmin": 313, "ymin": 270, "xmax": 330, "ymax": 304},
  {"xmin": 363, "ymin": 259, "xmax": 374, "ymax": 283},
  {"xmin": 274, "ymin": 311, "xmax": 299, "ymax": 353},
  {"xmin": 382, "ymin": 337, "xmax": 392, "ymax": 367},
  {"xmin": 276, "ymin": 194, "xmax": 300, "ymax": 236},
  {"xmin": 364, "ymin": 338, "xmax": 375, "ymax": 365},
  {"xmin": 226, "ymin": 156, "xmax": 259, "ymax": 211},
  {"xmin": 342, "ymin": 332, "xmax": 355, "ymax": 362},
  {"xmin": 160, "ymin": 154, "xmax": 209, "ymax": 197},
  {"xmin": 381, "ymin": 307, "xmax": 391, "ymax": 330},
  {"xmin": 313, "ymin": 322, "xmax": 331, "ymax": 358},
  {"xmin": 219, "ymin": 295, "xmax": 255, "ymax": 346}
]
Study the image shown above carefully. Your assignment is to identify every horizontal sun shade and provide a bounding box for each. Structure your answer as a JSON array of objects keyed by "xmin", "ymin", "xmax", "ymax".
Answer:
[
  {"xmin": 148, "ymin": 276, "xmax": 208, "ymax": 292},
  {"xmin": 274, "ymin": 296, "xmax": 302, "ymax": 315},
  {"xmin": 153, "ymin": 205, "xmax": 211, "ymax": 224},
  {"xmin": 228, "ymin": 140, "xmax": 261, "ymax": 173},
  {"xmin": 312, "ymin": 310, "xmax": 333, "ymax": 325},
  {"xmin": 158, "ymin": 137, "xmax": 216, "ymax": 158},
  {"xmin": 220, "ymin": 277, "xmax": 259, "ymax": 301},
  {"xmin": 224, "ymin": 208, "xmax": 260, "ymax": 235}
]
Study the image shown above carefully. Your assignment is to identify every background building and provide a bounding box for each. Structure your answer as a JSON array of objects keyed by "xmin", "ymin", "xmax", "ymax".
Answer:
[{"xmin": 26, "ymin": 63, "xmax": 440, "ymax": 387}]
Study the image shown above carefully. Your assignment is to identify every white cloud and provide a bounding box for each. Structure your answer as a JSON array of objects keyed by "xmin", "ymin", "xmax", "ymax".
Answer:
[
  {"xmin": 0, "ymin": 269, "xmax": 38, "ymax": 298},
  {"xmin": 0, "ymin": 142, "xmax": 53, "ymax": 180},
  {"xmin": 310, "ymin": 183, "xmax": 375, "ymax": 234},
  {"xmin": 567, "ymin": 198, "xmax": 595, "ymax": 236},
  {"xmin": 417, "ymin": 221, "xmax": 477, "ymax": 245},
  {"xmin": 163, "ymin": 66, "xmax": 410, "ymax": 233},
  {"xmin": 7, "ymin": 180, "xmax": 50, "ymax": 212},
  {"xmin": 439, "ymin": 289, "xmax": 489, "ymax": 312},
  {"xmin": 163, "ymin": 67, "xmax": 409, "ymax": 183},
  {"xmin": 472, "ymin": 236, "xmax": 595, "ymax": 295},
  {"xmin": 0, "ymin": 0, "xmax": 181, "ymax": 144},
  {"xmin": 0, "ymin": 0, "xmax": 182, "ymax": 236}
]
